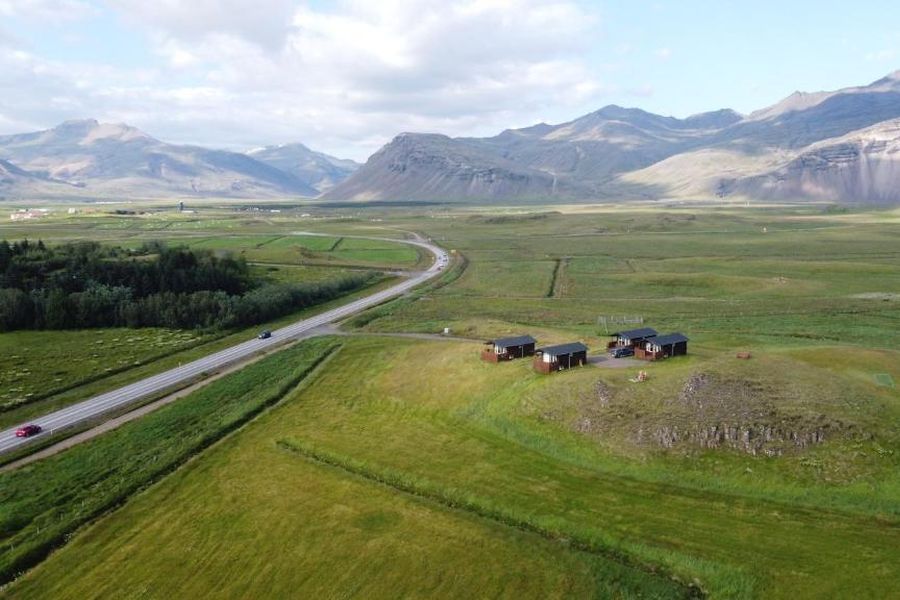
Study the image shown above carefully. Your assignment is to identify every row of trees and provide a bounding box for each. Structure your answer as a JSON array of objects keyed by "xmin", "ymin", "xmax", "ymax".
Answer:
[
  {"xmin": 0, "ymin": 240, "xmax": 252, "ymax": 297},
  {"xmin": 0, "ymin": 240, "xmax": 378, "ymax": 331}
]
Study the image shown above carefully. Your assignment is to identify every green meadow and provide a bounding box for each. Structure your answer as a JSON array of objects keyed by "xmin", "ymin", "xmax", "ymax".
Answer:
[
  {"xmin": 6, "ymin": 336, "xmax": 897, "ymax": 598},
  {"xmin": 0, "ymin": 213, "xmax": 419, "ymax": 428},
  {"xmin": 0, "ymin": 338, "xmax": 340, "ymax": 586},
  {"xmin": 0, "ymin": 328, "xmax": 208, "ymax": 413},
  {"xmin": 2, "ymin": 342, "xmax": 689, "ymax": 600},
  {"xmin": 0, "ymin": 204, "xmax": 898, "ymax": 598},
  {"xmin": 351, "ymin": 208, "xmax": 900, "ymax": 350}
]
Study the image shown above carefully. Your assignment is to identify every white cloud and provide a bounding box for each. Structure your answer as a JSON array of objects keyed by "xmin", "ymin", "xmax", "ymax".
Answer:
[
  {"xmin": 0, "ymin": 26, "xmax": 19, "ymax": 48},
  {"xmin": 108, "ymin": 0, "xmax": 297, "ymax": 50},
  {"xmin": 655, "ymin": 47, "xmax": 672, "ymax": 61},
  {"xmin": 0, "ymin": 0, "xmax": 96, "ymax": 21},
  {"xmin": 0, "ymin": 0, "xmax": 621, "ymax": 160},
  {"xmin": 865, "ymin": 49, "xmax": 896, "ymax": 62}
]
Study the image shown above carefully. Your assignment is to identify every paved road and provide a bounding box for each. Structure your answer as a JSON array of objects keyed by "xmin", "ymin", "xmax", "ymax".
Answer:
[{"xmin": 0, "ymin": 234, "xmax": 449, "ymax": 455}]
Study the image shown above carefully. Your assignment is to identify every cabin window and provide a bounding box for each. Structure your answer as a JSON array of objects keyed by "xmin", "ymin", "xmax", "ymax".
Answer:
[{"xmin": 543, "ymin": 353, "xmax": 552, "ymax": 363}]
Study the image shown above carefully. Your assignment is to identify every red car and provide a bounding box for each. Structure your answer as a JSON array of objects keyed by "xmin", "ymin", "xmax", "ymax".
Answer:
[{"xmin": 15, "ymin": 424, "xmax": 42, "ymax": 438}]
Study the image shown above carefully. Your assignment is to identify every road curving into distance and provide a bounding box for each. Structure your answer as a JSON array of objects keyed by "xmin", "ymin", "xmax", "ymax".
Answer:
[{"xmin": 0, "ymin": 233, "xmax": 449, "ymax": 456}]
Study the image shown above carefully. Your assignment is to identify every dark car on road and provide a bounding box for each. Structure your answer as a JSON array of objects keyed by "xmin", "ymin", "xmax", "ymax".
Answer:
[
  {"xmin": 258, "ymin": 330, "xmax": 272, "ymax": 340},
  {"xmin": 610, "ymin": 346, "xmax": 635, "ymax": 358},
  {"xmin": 15, "ymin": 424, "xmax": 42, "ymax": 437}
]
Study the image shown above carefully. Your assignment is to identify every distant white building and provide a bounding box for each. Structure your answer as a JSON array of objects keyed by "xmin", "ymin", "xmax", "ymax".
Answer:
[{"xmin": 10, "ymin": 208, "xmax": 50, "ymax": 221}]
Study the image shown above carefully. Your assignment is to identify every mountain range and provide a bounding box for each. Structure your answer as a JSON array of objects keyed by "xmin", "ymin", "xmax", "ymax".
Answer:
[
  {"xmin": 0, "ymin": 120, "xmax": 358, "ymax": 200},
  {"xmin": 247, "ymin": 143, "xmax": 359, "ymax": 193},
  {"xmin": 2, "ymin": 71, "xmax": 900, "ymax": 204},
  {"xmin": 325, "ymin": 70, "xmax": 900, "ymax": 205}
]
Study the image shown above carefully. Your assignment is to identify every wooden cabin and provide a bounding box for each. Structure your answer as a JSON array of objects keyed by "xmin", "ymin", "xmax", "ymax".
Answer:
[
  {"xmin": 607, "ymin": 327, "xmax": 658, "ymax": 350},
  {"xmin": 533, "ymin": 342, "xmax": 588, "ymax": 374},
  {"xmin": 635, "ymin": 333, "xmax": 689, "ymax": 361},
  {"xmin": 481, "ymin": 335, "xmax": 537, "ymax": 362}
]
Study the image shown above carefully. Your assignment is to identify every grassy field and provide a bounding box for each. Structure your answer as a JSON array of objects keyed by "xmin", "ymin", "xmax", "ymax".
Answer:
[
  {"xmin": 0, "ymin": 337, "xmax": 339, "ymax": 586},
  {"xmin": 0, "ymin": 212, "xmax": 423, "ymax": 270},
  {"xmin": 6, "ymin": 336, "xmax": 897, "ymax": 598},
  {"xmin": 3, "ymin": 344, "xmax": 689, "ymax": 599},
  {"xmin": 0, "ymin": 211, "xmax": 420, "ymax": 428},
  {"xmin": 153, "ymin": 233, "xmax": 420, "ymax": 268},
  {"xmin": 0, "ymin": 272, "xmax": 397, "ymax": 431},
  {"xmin": 0, "ymin": 329, "xmax": 209, "ymax": 413},
  {"xmin": 249, "ymin": 263, "xmax": 363, "ymax": 284},
  {"xmin": 1, "ymin": 204, "xmax": 898, "ymax": 598},
  {"xmin": 351, "ymin": 208, "xmax": 900, "ymax": 349}
]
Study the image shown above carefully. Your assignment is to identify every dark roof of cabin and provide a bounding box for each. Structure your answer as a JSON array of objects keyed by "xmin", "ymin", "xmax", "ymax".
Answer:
[
  {"xmin": 538, "ymin": 342, "xmax": 589, "ymax": 356},
  {"xmin": 611, "ymin": 327, "xmax": 658, "ymax": 339},
  {"xmin": 649, "ymin": 333, "xmax": 689, "ymax": 346},
  {"xmin": 490, "ymin": 335, "xmax": 537, "ymax": 348}
]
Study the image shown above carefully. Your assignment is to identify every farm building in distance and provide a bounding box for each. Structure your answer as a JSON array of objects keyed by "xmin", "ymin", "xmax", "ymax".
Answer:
[
  {"xmin": 482, "ymin": 335, "xmax": 537, "ymax": 362},
  {"xmin": 608, "ymin": 327, "xmax": 658, "ymax": 349},
  {"xmin": 636, "ymin": 333, "xmax": 689, "ymax": 361},
  {"xmin": 534, "ymin": 342, "xmax": 588, "ymax": 374}
]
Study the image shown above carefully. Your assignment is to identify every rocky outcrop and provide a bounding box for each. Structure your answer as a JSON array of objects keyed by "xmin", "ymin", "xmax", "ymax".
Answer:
[
  {"xmin": 640, "ymin": 422, "xmax": 829, "ymax": 457},
  {"xmin": 555, "ymin": 371, "xmax": 851, "ymax": 457},
  {"xmin": 322, "ymin": 132, "xmax": 577, "ymax": 202},
  {"xmin": 639, "ymin": 372, "xmax": 844, "ymax": 456},
  {"xmin": 727, "ymin": 120, "xmax": 900, "ymax": 204}
]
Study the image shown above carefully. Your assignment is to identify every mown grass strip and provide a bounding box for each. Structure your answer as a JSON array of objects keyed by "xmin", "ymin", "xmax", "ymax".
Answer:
[
  {"xmin": 0, "ymin": 334, "xmax": 217, "ymax": 417},
  {"xmin": 276, "ymin": 438, "xmax": 709, "ymax": 599},
  {"xmin": 0, "ymin": 338, "xmax": 340, "ymax": 585}
]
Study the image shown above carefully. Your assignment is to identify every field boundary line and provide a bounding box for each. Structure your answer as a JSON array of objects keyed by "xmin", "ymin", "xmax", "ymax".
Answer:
[
  {"xmin": 255, "ymin": 235, "xmax": 285, "ymax": 249},
  {"xmin": 276, "ymin": 438, "xmax": 707, "ymax": 598},
  {"xmin": 549, "ymin": 257, "xmax": 571, "ymax": 298}
]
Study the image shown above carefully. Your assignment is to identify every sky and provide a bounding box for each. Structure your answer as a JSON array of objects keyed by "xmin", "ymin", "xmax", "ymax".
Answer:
[{"xmin": 0, "ymin": 0, "xmax": 898, "ymax": 161}]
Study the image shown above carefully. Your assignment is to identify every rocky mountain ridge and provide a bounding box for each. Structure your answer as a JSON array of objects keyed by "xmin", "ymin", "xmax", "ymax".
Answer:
[
  {"xmin": 4, "ymin": 71, "xmax": 900, "ymax": 204},
  {"xmin": 326, "ymin": 70, "xmax": 900, "ymax": 204},
  {"xmin": 0, "ymin": 120, "xmax": 355, "ymax": 200}
]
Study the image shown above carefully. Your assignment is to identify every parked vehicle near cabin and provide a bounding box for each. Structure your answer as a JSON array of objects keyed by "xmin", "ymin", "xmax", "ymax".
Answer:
[{"xmin": 610, "ymin": 346, "xmax": 634, "ymax": 358}]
